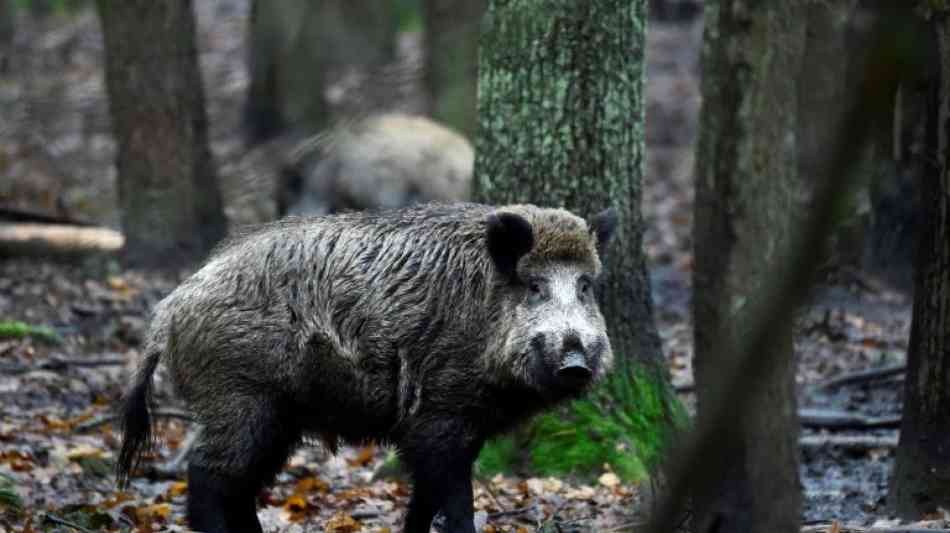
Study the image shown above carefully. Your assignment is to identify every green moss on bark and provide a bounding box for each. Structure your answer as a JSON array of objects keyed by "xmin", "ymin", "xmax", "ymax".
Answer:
[{"xmin": 475, "ymin": 0, "xmax": 679, "ymax": 482}]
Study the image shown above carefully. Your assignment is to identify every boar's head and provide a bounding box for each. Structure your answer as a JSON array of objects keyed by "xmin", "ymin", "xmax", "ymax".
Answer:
[{"xmin": 485, "ymin": 205, "xmax": 618, "ymax": 400}]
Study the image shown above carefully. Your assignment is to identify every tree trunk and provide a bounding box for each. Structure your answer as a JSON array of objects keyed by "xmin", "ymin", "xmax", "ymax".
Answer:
[
  {"xmin": 475, "ymin": 0, "xmax": 679, "ymax": 479},
  {"xmin": 857, "ymin": 1, "xmax": 925, "ymax": 292},
  {"xmin": 691, "ymin": 2, "xmax": 805, "ymax": 532},
  {"xmin": 96, "ymin": 0, "xmax": 227, "ymax": 266},
  {"xmin": 422, "ymin": 0, "xmax": 485, "ymax": 137},
  {"xmin": 0, "ymin": 0, "xmax": 13, "ymax": 49},
  {"xmin": 888, "ymin": 14, "xmax": 950, "ymax": 518},
  {"xmin": 242, "ymin": 0, "xmax": 396, "ymax": 144}
]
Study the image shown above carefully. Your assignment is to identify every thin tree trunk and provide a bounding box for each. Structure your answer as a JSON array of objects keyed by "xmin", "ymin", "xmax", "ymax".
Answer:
[
  {"xmin": 422, "ymin": 0, "xmax": 485, "ymax": 137},
  {"xmin": 242, "ymin": 0, "xmax": 396, "ymax": 144},
  {"xmin": 476, "ymin": 0, "xmax": 678, "ymax": 477},
  {"xmin": 692, "ymin": 2, "xmax": 806, "ymax": 532},
  {"xmin": 889, "ymin": 14, "xmax": 950, "ymax": 518},
  {"xmin": 96, "ymin": 0, "xmax": 227, "ymax": 266}
]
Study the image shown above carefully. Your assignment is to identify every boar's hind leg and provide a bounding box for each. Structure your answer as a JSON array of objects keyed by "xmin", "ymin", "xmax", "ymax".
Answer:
[
  {"xmin": 402, "ymin": 430, "xmax": 479, "ymax": 533},
  {"xmin": 186, "ymin": 397, "xmax": 301, "ymax": 533}
]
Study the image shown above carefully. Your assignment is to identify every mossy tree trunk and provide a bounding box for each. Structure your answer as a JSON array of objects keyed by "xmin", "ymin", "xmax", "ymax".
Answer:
[
  {"xmin": 888, "ymin": 13, "xmax": 950, "ymax": 519},
  {"xmin": 691, "ymin": 2, "xmax": 806, "ymax": 532},
  {"xmin": 475, "ymin": 0, "xmax": 678, "ymax": 480},
  {"xmin": 96, "ymin": 0, "xmax": 227, "ymax": 266},
  {"xmin": 422, "ymin": 0, "xmax": 485, "ymax": 137},
  {"xmin": 243, "ymin": 0, "xmax": 396, "ymax": 144}
]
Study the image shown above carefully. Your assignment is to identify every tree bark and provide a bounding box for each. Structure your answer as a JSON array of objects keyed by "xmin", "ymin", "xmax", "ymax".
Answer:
[
  {"xmin": 476, "ymin": 0, "xmax": 677, "ymax": 476},
  {"xmin": 889, "ymin": 13, "xmax": 950, "ymax": 518},
  {"xmin": 692, "ymin": 2, "xmax": 806, "ymax": 532},
  {"xmin": 422, "ymin": 0, "xmax": 485, "ymax": 137},
  {"xmin": 242, "ymin": 0, "xmax": 396, "ymax": 144},
  {"xmin": 0, "ymin": 0, "xmax": 13, "ymax": 49},
  {"xmin": 96, "ymin": 0, "xmax": 227, "ymax": 266}
]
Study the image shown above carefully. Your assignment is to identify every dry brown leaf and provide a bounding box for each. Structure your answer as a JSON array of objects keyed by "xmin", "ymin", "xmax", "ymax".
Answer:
[
  {"xmin": 346, "ymin": 444, "xmax": 377, "ymax": 467},
  {"xmin": 167, "ymin": 481, "xmax": 188, "ymax": 498},
  {"xmin": 65, "ymin": 443, "xmax": 104, "ymax": 461},
  {"xmin": 283, "ymin": 494, "xmax": 311, "ymax": 522},
  {"xmin": 102, "ymin": 492, "xmax": 134, "ymax": 509},
  {"xmin": 0, "ymin": 450, "xmax": 34, "ymax": 471},
  {"xmin": 294, "ymin": 476, "xmax": 330, "ymax": 495},
  {"xmin": 325, "ymin": 512, "xmax": 361, "ymax": 532},
  {"xmin": 135, "ymin": 503, "xmax": 171, "ymax": 524}
]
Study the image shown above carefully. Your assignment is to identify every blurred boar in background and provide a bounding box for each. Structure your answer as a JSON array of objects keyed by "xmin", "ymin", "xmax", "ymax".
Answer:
[{"xmin": 278, "ymin": 113, "xmax": 473, "ymax": 216}]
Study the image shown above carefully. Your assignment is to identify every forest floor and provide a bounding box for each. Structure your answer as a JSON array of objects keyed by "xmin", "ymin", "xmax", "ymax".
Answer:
[{"xmin": 0, "ymin": 2, "xmax": 945, "ymax": 532}]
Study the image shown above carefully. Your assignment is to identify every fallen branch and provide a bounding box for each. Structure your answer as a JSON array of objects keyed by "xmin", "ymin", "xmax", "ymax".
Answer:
[
  {"xmin": 0, "ymin": 356, "xmax": 125, "ymax": 375},
  {"xmin": 43, "ymin": 513, "xmax": 96, "ymax": 533},
  {"xmin": 799, "ymin": 434, "xmax": 898, "ymax": 450},
  {"xmin": 802, "ymin": 526, "xmax": 950, "ymax": 533},
  {"xmin": 799, "ymin": 408, "xmax": 901, "ymax": 430},
  {"xmin": 0, "ymin": 205, "xmax": 94, "ymax": 226},
  {"xmin": 488, "ymin": 505, "xmax": 537, "ymax": 520},
  {"xmin": 75, "ymin": 408, "xmax": 193, "ymax": 432},
  {"xmin": 816, "ymin": 364, "xmax": 906, "ymax": 391}
]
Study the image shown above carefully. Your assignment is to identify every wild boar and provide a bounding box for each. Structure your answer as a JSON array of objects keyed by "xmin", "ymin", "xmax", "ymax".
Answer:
[
  {"xmin": 117, "ymin": 202, "xmax": 617, "ymax": 533},
  {"xmin": 279, "ymin": 113, "xmax": 473, "ymax": 216}
]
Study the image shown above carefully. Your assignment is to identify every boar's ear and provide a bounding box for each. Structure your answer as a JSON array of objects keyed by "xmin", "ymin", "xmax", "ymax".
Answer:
[
  {"xmin": 486, "ymin": 212, "xmax": 534, "ymax": 280},
  {"xmin": 588, "ymin": 208, "xmax": 618, "ymax": 259}
]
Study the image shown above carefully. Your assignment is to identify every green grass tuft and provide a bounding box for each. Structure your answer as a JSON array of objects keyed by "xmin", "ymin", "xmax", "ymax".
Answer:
[
  {"xmin": 0, "ymin": 320, "xmax": 62, "ymax": 344},
  {"xmin": 0, "ymin": 472, "xmax": 23, "ymax": 512}
]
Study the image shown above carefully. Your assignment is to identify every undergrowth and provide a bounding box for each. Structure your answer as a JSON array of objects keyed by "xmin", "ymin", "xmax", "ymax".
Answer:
[{"xmin": 477, "ymin": 360, "xmax": 687, "ymax": 482}]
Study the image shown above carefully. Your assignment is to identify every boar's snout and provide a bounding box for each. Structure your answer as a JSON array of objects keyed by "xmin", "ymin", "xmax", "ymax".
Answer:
[{"xmin": 557, "ymin": 351, "xmax": 593, "ymax": 385}]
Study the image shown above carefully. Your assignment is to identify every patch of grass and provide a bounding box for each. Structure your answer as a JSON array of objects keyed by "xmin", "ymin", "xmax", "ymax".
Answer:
[
  {"xmin": 0, "ymin": 472, "xmax": 23, "ymax": 512},
  {"xmin": 475, "ymin": 434, "xmax": 519, "ymax": 477},
  {"xmin": 478, "ymin": 360, "xmax": 687, "ymax": 482},
  {"xmin": 0, "ymin": 320, "xmax": 62, "ymax": 344}
]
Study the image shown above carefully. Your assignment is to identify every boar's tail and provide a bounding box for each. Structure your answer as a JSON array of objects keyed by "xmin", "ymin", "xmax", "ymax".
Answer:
[{"xmin": 116, "ymin": 347, "xmax": 161, "ymax": 487}]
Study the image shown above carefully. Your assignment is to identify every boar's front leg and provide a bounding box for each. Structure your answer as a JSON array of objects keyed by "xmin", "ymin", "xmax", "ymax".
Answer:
[{"xmin": 401, "ymin": 423, "xmax": 480, "ymax": 533}]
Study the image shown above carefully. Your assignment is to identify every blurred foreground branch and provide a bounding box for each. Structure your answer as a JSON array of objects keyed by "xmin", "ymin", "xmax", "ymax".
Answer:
[{"xmin": 647, "ymin": 11, "xmax": 911, "ymax": 532}]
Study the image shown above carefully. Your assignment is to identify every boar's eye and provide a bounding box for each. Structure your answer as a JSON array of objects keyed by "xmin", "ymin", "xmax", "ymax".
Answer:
[{"xmin": 526, "ymin": 278, "xmax": 547, "ymax": 304}]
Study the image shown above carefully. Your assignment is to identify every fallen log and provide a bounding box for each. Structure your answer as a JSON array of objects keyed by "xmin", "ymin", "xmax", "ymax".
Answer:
[
  {"xmin": 799, "ymin": 434, "xmax": 899, "ymax": 450},
  {"xmin": 0, "ymin": 223, "xmax": 123, "ymax": 256},
  {"xmin": 816, "ymin": 364, "xmax": 906, "ymax": 391}
]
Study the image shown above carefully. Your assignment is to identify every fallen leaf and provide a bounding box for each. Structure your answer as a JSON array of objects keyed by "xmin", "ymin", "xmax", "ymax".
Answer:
[
  {"xmin": 347, "ymin": 445, "xmax": 376, "ymax": 467},
  {"xmin": 325, "ymin": 512, "xmax": 361, "ymax": 532},
  {"xmin": 283, "ymin": 494, "xmax": 310, "ymax": 522},
  {"xmin": 564, "ymin": 485, "xmax": 596, "ymax": 500},
  {"xmin": 167, "ymin": 481, "xmax": 188, "ymax": 498},
  {"xmin": 65, "ymin": 444, "xmax": 104, "ymax": 461},
  {"xmin": 294, "ymin": 476, "xmax": 330, "ymax": 495}
]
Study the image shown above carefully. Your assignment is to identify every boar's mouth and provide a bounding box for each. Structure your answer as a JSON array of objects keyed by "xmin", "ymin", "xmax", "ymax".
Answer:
[{"xmin": 556, "ymin": 351, "xmax": 593, "ymax": 387}]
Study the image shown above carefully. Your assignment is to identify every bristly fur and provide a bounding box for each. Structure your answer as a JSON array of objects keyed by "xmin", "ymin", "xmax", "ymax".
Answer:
[
  {"xmin": 495, "ymin": 204, "xmax": 602, "ymax": 273},
  {"xmin": 119, "ymin": 202, "xmax": 612, "ymax": 533}
]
